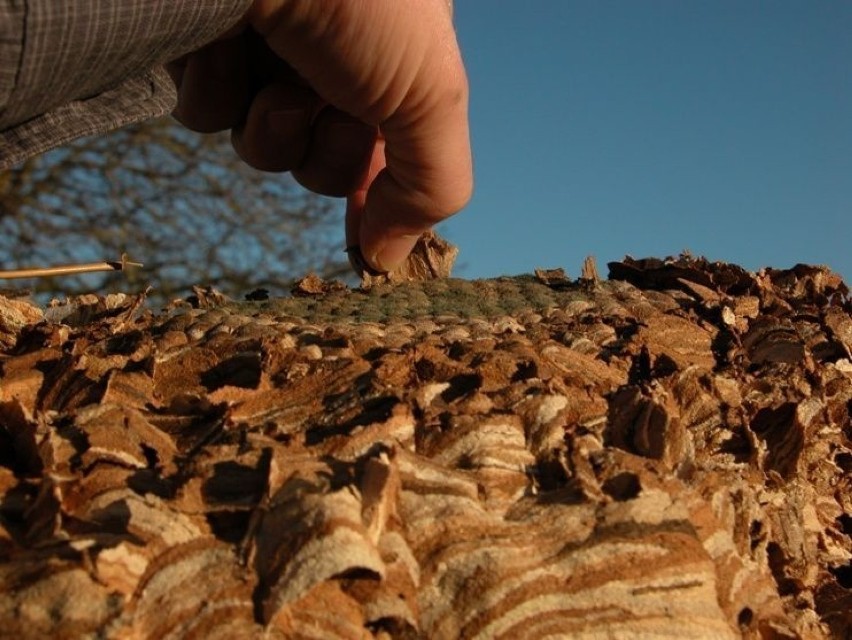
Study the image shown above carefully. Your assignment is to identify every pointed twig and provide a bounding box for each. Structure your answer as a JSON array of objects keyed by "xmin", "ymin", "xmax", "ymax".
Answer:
[{"xmin": 0, "ymin": 254, "xmax": 143, "ymax": 279}]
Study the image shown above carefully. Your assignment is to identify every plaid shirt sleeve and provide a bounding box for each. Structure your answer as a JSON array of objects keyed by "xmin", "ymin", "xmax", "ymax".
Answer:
[{"xmin": 0, "ymin": 1, "xmax": 251, "ymax": 168}]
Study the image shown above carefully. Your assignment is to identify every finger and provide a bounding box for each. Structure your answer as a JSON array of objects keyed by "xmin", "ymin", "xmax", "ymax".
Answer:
[
  {"xmin": 292, "ymin": 107, "xmax": 378, "ymax": 198},
  {"xmin": 360, "ymin": 65, "xmax": 473, "ymax": 272},
  {"xmin": 169, "ymin": 36, "xmax": 250, "ymax": 133},
  {"xmin": 231, "ymin": 82, "xmax": 317, "ymax": 172}
]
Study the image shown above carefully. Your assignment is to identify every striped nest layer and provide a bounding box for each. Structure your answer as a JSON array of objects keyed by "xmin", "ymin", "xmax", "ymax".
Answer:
[{"xmin": 0, "ymin": 257, "xmax": 850, "ymax": 639}]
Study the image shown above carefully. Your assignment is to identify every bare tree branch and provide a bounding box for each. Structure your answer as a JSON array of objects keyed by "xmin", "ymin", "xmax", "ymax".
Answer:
[{"xmin": 0, "ymin": 118, "xmax": 353, "ymax": 303}]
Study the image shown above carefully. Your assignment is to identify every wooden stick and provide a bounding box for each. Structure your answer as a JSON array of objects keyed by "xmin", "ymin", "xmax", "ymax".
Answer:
[{"xmin": 0, "ymin": 254, "xmax": 143, "ymax": 279}]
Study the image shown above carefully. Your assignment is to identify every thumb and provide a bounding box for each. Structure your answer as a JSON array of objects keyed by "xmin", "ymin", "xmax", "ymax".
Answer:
[{"xmin": 360, "ymin": 80, "xmax": 473, "ymax": 272}]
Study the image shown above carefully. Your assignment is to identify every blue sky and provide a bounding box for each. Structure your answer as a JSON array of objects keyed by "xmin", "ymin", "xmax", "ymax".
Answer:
[{"xmin": 443, "ymin": 2, "xmax": 850, "ymax": 282}]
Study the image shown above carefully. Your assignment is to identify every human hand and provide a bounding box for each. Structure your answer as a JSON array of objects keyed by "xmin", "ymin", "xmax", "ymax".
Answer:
[{"xmin": 168, "ymin": 0, "xmax": 472, "ymax": 274}]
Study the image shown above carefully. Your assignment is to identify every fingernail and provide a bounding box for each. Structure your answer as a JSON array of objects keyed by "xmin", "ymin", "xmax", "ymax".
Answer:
[
  {"xmin": 345, "ymin": 245, "xmax": 384, "ymax": 277},
  {"xmin": 370, "ymin": 234, "xmax": 421, "ymax": 273}
]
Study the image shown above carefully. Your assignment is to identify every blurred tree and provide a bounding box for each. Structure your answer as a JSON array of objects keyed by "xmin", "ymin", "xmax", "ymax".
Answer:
[{"xmin": 0, "ymin": 117, "xmax": 352, "ymax": 304}]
